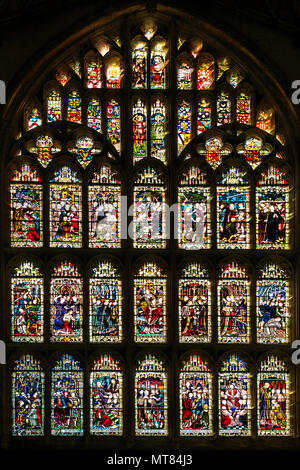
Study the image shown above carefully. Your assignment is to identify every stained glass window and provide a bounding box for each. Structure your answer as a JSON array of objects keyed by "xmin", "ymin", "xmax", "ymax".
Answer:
[
  {"xmin": 256, "ymin": 102, "xmax": 275, "ymax": 134},
  {"xmin": 133, "ymin": 167, "xmax": 166, "ymax": 248},
  {"xmin": 85, "ymin": 52, "xmax": 102, "ymax": 88},
  {"xmin": 90, "ymin": 261, "xmax": 122, "ymax": 342},
  {"xmin": 237, "ymin": 135, "xmax": 273, "ymax": 169},
  {"xmin": 197, "ymin": 98, "xmax": 211, "ymax": 134},
  {"xmin": 47, "ymin": 90, "xmax": 61, "ymax": 122},
  {"xmin": 55, "ymin": 68, "xmax": 71, "ymax": 87},
  {"xmin": 217, "ymin": 89, "xmax": 231, "ymax": 126},
  {"xmin": 27, "ymin": 107, "xmax": 42, "ymax": 130},
  {"xmin": 134, "ymin": 262, "xmax": 167, "ymax": 343},
  {"xmin": 217, "ymin": 167, "xmax": 250, "ymax": 249},
  {"xmin": 68, "ymin": 136, "xmax": 101, "ymax": 169},
  {"xmin": 50, "ymin": 166, "xmax": 82, "ymax": 248},
  {"xmin": 88, "ymin": 166, "xmax": 121, "ymax": 248},
  {"xmin": 178, "ymin": 263, "xmax": 211, "ymax": 342},
  {"xmin": 30, "ymin": 135, "xmax": 60, "ymax": 168},
  {"xmin": 178, "ymin": 167, "xmax": 211, "ymax": 249},
  {"xmin": 10, "ymin": 164, "xmax": 43, "ymax": 247},
  {"xmin": 90, "ymin": 355, "xmax": 123, "ymax": 435},
  {"xmin": 150, "ymin": 98, "xmax": 167, "ymax": 163},
  {"xmin": 236, "ymin": 91, "xmax": 252, "ymax": 124},
  {"xmin": 180, "ymin": 355, "xmax": 212, "ymax": 435},
  {"xmin": 132, "ymin": 38, "xmax": 147, "ymax": 89},
  {"xmin": 135, "ymin": 354, "xmax": 168, "ymax": 435},
  {"xmin": 150, "ymin": 38, "xmax": 167, "ymax": 89},
  {"xmin": 177, "ymin": 100, "xmax": 192, "ymax": 154},
  {"xmin": 12, "ymin": 355, "xmax": 44, "ymax": 436},
  {"xmin": 257, "ymin": 356, "xmax": 290, "ymax": 436},
  {"xmin": 51, "ymin": 354, "xmax": 83, "ymax": 435},
  {"xmin": 218, "ymin": 262, "xmax": 250, "ymax": 343},
  {"xmin": 50, "ymin": 262, "xmax": 83, "ymax": 342},
  {"xmin": 197, "ymin": 54, "xmax": 214, "ymax": 90},
  {"xmin": 256, "ymin": 167, "xmax": 289, "ymax": 249},
  {"xmin": 107, "ymin": 99, "xmax": 121, "ymax": 152},
  {"xmin": 196, "ymin": 136, "xmax": 232, "ymax": 169},
  {"xmin": 87, "ymin": 98, "xmax": 101, "ymax": 132},
  {"xmin": 105, "ymin": 54, "xmax": 123, "ymax": 89},
  {"xmin": 177, "ymin": 54, "xmax": 194, "ymax": 89},
  {"xmin": 11, "ymin": 261, "xmax": 44, "ymax": 342},
  {"xmin": 219, "ymin": 354, "xmax": 251, "ymax": 436},
  {"xmin": 4, "ymin": 12, "xmax": 296, "ymax": 443},
  {"xmin": 133, "ymin": 98, "xmax": 147, "ymax": 162},
  {"xmin": 257, "ymin": 263, "xmax": 290, "ymax": 343},
  {"xmin": 67, "ymin": 90, "xmax": 82, "ymax": 123}
]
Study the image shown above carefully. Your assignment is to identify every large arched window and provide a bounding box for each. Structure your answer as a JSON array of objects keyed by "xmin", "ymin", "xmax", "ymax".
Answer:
[{"xmin": 2, "ymin": 5, "xmax": 297, "ymax": 449}]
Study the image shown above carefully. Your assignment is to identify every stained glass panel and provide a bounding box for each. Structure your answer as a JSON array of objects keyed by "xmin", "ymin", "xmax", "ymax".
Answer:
[
  {"xmin": 107, "ymin": 99, "xmax": 121, "ymax": 152},
  {"xmin": 150, "ymin": 99, "xmax": 166, "ymax": 162},
  {"xmin": 50, "ymin": 262, "xmax": 83, "ymax": 342},
  {"xmin": 217, "ymin": 168, "xmax": 250, "ymax": 249},
  {"xmin": 133, "ymin": 98, "xmax": 147, "ymax": 162},
  {"xmin": 180, "ymin": 355, "xmax": 212, "ymax": 435},
  {"xmin": 217, "ymin": 90, "xmax": 231, "ymax": 126},
  {"xmin": 258, "ymin": 356, "xmax": 290, "ymax": 436},
  {"xmin": 134, "ymin": 263, "xmax": 167, "ymax": 343},
  {"xmin": 257, "ymin": 263, "xmax": 290, "ymax": 343},
  {"xmin": 89, "ymin": 166, "xmax": 121, "ymax": 248},
  {"xmin": 11, "ymin": 261, "xmax": 43, "ymax": 342},
  {"xmin": 218, "ymin": 262, "xmax": 250, "ymax": 343},
  {"xmin": 135, "ymin": 355, "xmax": 168, "ymax": 435},
  {"xmin": 178, "ymin": 263, "xmax": 211, "ymax": 342},
  {"xmin": 236, "ymin": 92, "xmax": 251, "ymax": 124},
  {"xmin": 90, "ymin": 355, "xmax": 123, "ymax": 435},
  {"xmin": 106, "ymin": 60, "xmax": 122, "ymax": 89},
  {"xmin": 132, "ymin": 42, "xmax": 147, "ymax": 89},
  {"xmin": 47, "ymin": 90, "xmax": 61, "ymax": 122},
  {"xmin": 90, "ymin": 262, "xmax": 122, "ymax": 342},
  {"xmin": 256, "ymin": 167, "xmax": 289, "ymax": 249},
  {"xmin": 177, "ymin": 57, "xmax": 194, "ymax": 89},
  {"xmin": 85, "ymin": 55, "xmax": 102, "ymax": 88},
  {"xmin": 197, "ymin": 54, "xmax": 214, "ymax": 90},
  {"xmin": 50, "ymin": 167, "xmax": 82, "ymax": 248},
  {"xmin": 67, "ymin": 91, "xmax": 81, "ymax": 123},
  {"xmin": 87, "ymin": 98, "xmax": 101, "ymax": 132},
  {"xmin": 150, "ymin": 39, "xmax": 167, "ymax": 89},
  {"xmin": 177, "ymin": 100, "xmax": 192, "ymax": 154},
  {"xmin": 10, "ymin": 165, "xmax": 43, "ymax": 247},
  {"xmin": 12, "ymin": 355, "xmax": 44, "ymax": 436},
  {"xmin": 219, "ymin": 355, "xmax": 251, "ymax": 436},
  {"xmin": 197, "ymin": 98, "xmax": 211, "ymax": 134},
  {"xmin": 27, "ymin": 108, "xmax": 42, "ymax": 130},
  {"xmin": 133, "ymin": 168, "xmax": 166, "ymax": 248},
  {"xmin": 178, "ymin": 168, "xmax": 211, "ymax": 249},
  {"xmin": 51, "ymin": 355, "xmax": 83, "ymax": 435}
]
